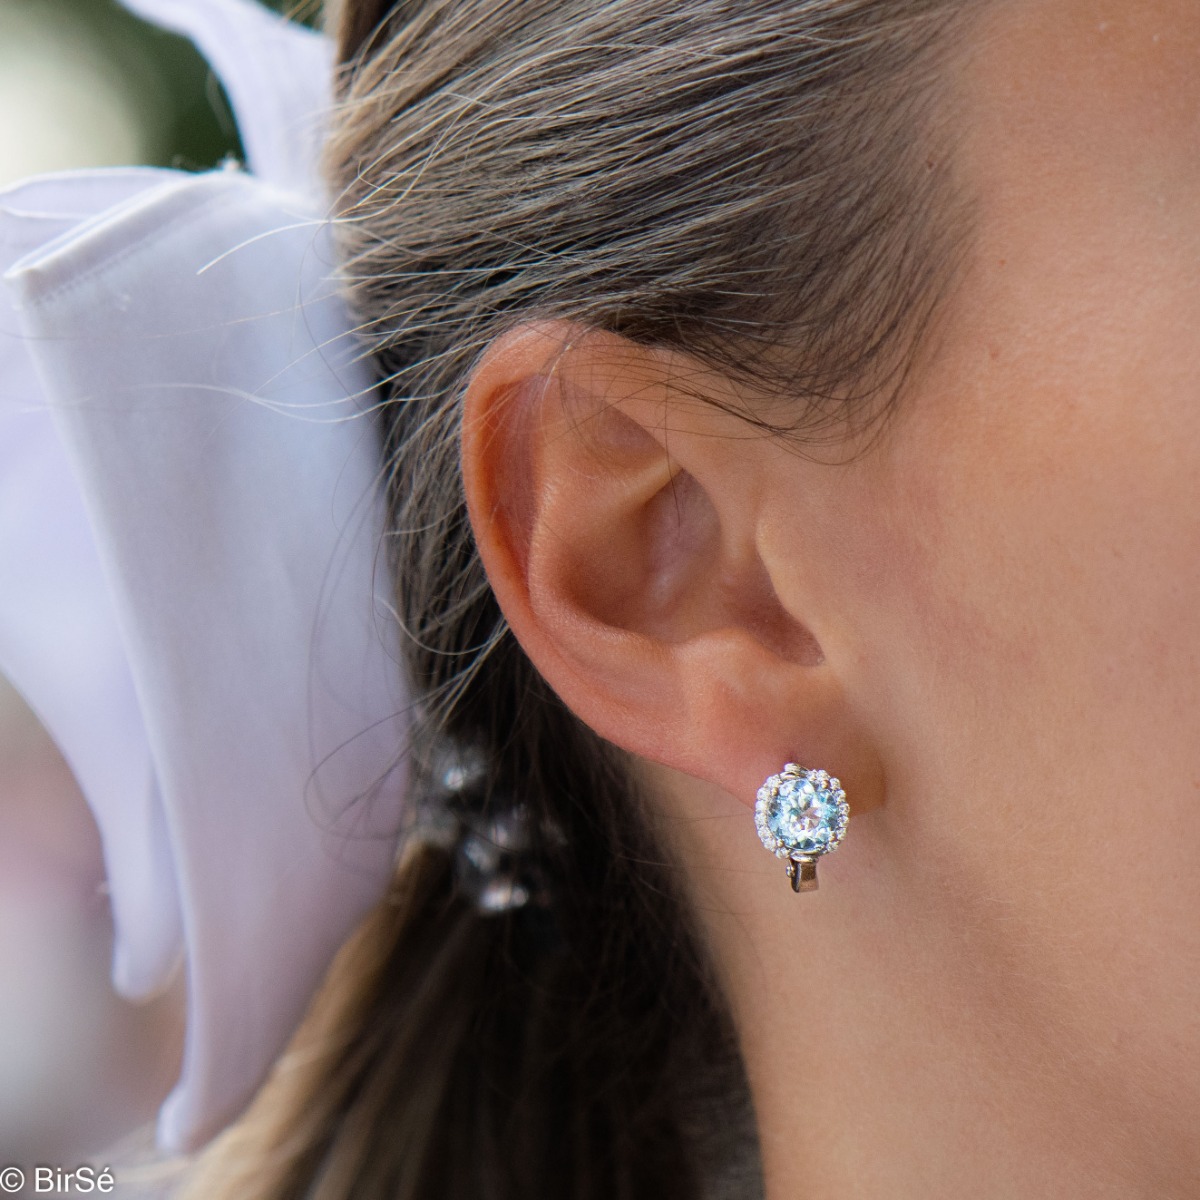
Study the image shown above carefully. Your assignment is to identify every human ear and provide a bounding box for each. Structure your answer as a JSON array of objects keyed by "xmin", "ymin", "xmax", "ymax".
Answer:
[{"xmin": 460, "ymin": 320, "xmax": 877, "ymax": 810}]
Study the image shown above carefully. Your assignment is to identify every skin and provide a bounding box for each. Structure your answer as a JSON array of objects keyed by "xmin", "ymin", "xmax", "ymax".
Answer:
[{"xmin": 462, "ymin": 1, "xmax": 1200, "ymax": 1196}]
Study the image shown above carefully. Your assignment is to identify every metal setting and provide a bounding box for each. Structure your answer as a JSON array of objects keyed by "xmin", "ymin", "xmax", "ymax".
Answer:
[{"xmin": 786, "ymin": 857, "xmax": 820, "ymax": 893}]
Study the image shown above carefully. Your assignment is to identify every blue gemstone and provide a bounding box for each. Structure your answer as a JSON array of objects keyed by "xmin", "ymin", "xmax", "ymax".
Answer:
[{"xmin": 765, "ymin": 776, "xmax": 839, "ymax": 855}]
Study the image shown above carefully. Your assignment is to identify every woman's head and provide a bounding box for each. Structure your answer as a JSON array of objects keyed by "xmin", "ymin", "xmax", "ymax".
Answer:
[
  {"xmin": 188, "ymin": 1, "xmax": 1200, "ymax": 1196},
  {"xmin": 322, "ymin": 0, "xmax": 967, "ymax": 1188}
]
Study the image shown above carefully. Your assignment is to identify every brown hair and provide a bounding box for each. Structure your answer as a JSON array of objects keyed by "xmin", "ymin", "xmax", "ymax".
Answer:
[{"xmin": 180, "ymin": 2, "xmax": 971, "ymax": 1196}]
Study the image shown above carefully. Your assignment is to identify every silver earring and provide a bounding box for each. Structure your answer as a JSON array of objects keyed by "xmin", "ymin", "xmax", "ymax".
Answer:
[{"xmin": 755, "ymin": 763, "xmax": 849, "ymax": 893}]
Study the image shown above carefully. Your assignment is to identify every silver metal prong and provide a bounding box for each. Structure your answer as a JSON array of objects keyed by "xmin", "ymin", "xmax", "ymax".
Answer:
[{"xmin": 786, "ymin": 857, "xmax": 819, "ymax": 893}]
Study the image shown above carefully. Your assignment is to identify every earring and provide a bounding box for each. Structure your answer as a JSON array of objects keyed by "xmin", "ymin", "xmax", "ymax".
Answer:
[{"xmin": 755, "ymin": 763, "xmax": 849, "ymax": 893}]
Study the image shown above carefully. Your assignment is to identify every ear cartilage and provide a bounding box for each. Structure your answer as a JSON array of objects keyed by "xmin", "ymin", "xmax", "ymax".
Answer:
[{"xmin": 754, "ymin": 764, "xmax": 849, "ymax": 893}]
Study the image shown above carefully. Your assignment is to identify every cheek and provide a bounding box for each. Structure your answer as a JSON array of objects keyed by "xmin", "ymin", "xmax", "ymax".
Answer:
[
  {"xmin": 895, "ymin": 0, "xmax": 1200, "ymax": 809},
  {"xmin": 916, "ymin": 268, "xmax": 1200, "ymax": 760},
  {"xmin": 904, "ymin": 346, "xmax": 1200, "ymax": 743},
  {"xmin": 827, "ymin": 263, "xmax": 1200, "ymax": 1111},
  {"xmin": 776, "ymin": 0, "xmax": 1200, "ymax": 1139}
]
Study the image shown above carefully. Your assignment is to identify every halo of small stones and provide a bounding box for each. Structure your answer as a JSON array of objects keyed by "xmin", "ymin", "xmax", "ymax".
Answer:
[{"xmin": 754, "ymin": 763, "xmax": 850, "ymax": 861}]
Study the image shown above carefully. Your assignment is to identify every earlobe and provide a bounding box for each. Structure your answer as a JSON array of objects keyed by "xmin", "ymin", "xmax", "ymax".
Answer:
[{"xmin": 460, "ymin": 321, "xmax": 876, "ymax": 811}]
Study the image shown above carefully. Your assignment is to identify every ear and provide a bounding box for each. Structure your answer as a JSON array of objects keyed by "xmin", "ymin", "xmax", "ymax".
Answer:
[{"xmin": 460, "ymin": 320, "xmax": 877, "ymax": 809}]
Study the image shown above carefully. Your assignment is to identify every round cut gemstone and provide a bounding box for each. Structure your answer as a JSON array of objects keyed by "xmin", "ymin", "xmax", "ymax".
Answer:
[{"xmin": 755, "ymin": 766, "xmax": 848, "ymax": 859}]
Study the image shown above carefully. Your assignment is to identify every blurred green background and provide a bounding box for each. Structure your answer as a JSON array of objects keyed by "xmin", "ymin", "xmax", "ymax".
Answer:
[{"xmin": 0, "ymin": 0, "xmax": 319, "ymax": 187}]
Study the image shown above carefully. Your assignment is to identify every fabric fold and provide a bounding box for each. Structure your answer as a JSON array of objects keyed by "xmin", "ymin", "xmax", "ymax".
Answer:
[
  {"xmin": 0, "ymin": 169, "xmax": 185, "ymax": 1001},
  {"xmin": 119, "ymin": 0, "xmax": 333, "ymax": 196},
  {"xmin": 0, "ymin": 0, "xmax": 409, "ymax": 1154}
]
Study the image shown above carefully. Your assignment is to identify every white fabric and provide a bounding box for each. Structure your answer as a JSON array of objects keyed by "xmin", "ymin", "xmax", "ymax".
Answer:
[
  {"xmin": 119, "ymin": 0, "xmax": 333, "ymax": 194},
  {"xmin": 0, "ymin": 169, "xmax": 186, "ymax": 1003},
  {"xmin": 0, "ymin": 0, "xmax": 410, "ymax": 1154}
]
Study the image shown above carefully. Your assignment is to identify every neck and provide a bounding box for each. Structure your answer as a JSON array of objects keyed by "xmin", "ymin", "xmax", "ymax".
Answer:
[{"xmin": 653, "ymin": 771, "xmax": 1189, "ymax": 1200}]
